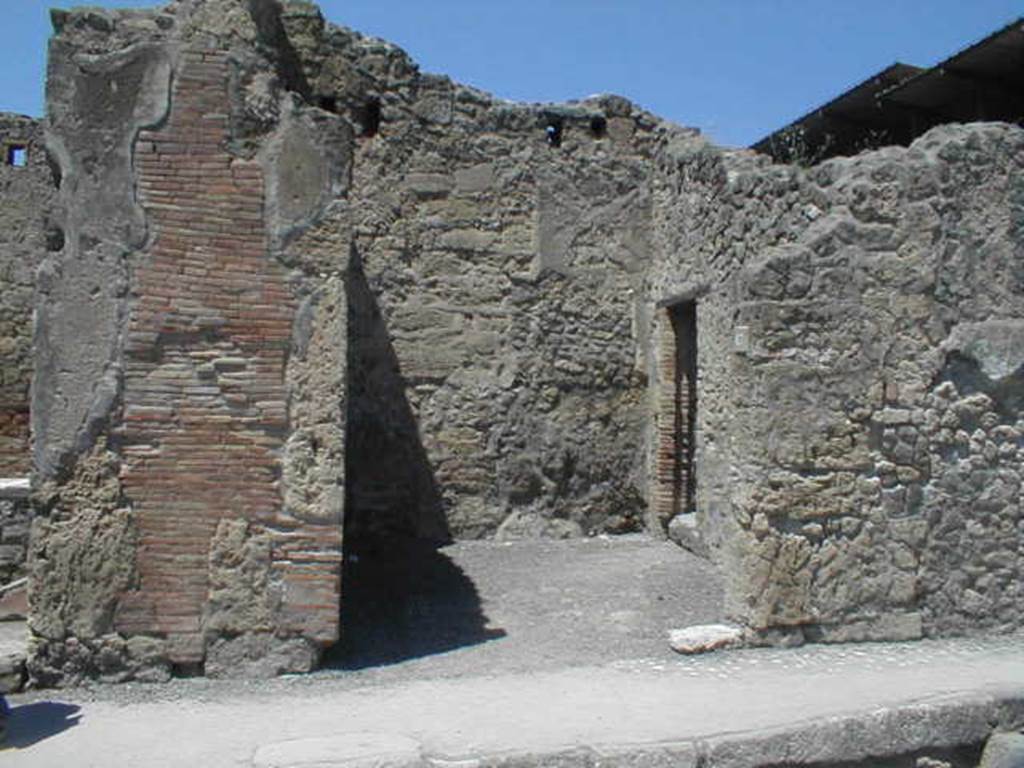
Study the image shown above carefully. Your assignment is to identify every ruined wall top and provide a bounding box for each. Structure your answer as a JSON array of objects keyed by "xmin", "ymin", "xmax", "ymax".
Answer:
[{"xmin": 47, "ymin": 0, "xmax": 682, "ymax": 148}]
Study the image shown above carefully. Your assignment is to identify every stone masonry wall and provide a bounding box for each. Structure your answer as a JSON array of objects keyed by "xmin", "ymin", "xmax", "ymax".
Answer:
[
  {"xmin": 280, "ymin": 3, "xmax": 661, "ymax": 541},
  {"xmin": 29, "ymin": 0, "xmax": 348, "ymax": 684},
  {"xmin": 0, "ymin": 114, "xmax": 53, "ymax": 477},
  {"xmin": 23, "ymin": 0, "xmax": 1024, "ymax": 685},
  {"xmin": 649, "ymin": 122, "xmax": 1024, "ymax": 642},
  {"xmin": 27, "ymin": 0, "xmax": 672, "ymax": 684}
]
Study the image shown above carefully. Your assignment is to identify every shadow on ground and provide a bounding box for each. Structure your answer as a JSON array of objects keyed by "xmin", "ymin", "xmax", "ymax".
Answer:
[
  {"xmin": 326, "ymin": 536, "xmax": 506, "ymax": 670},
  {"xmin": 3, "ymin": 702, "xmax": 81, "ymax": 750},
  {"xmin": 334, "ymin": 246, "xmax": 504, "ymax": 669}
]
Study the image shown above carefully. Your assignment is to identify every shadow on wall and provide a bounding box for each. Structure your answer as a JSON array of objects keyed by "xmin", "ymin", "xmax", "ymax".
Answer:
[
  {"xmin": 334, "ymin": 246, "xmax": 504, "ymax": 667},
  {"xmin": 939, "ymin": 353, "xmax": 1024, "ymax": 420},
  {"xmin": 4, "ymin": 702, "xmax": 81, "ymax": 750},
  {"xmin": 343, "ymin": 245, "xmax": 447, "ymax": 543}
]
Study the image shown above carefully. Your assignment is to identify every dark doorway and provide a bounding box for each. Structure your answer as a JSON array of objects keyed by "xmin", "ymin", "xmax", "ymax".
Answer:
[{"xmin": 654, "ymin": 301, "xmax": 697, "ymax": 529}]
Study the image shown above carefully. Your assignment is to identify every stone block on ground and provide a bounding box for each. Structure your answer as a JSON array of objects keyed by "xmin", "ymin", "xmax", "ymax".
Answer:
[
  {"xmin": 0, "ymin": 478, "xmax": 29, "ymax": 500},
  {"xmin": 667, "ymin": 513, "xmax": 707, "ymax": 558},
  {"xmin": 668, "ymin": 623, "xmax": 743, "ymax": 654}
]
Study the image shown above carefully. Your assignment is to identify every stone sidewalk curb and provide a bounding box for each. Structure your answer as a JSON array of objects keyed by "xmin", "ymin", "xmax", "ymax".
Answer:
[
  {"xmin": 252, "ymin": 691, "xmax": 1024, "ymax": 768},
  {"xmin": 461, "ymin": 694, "xmax": 1024, "ymax": 768}
]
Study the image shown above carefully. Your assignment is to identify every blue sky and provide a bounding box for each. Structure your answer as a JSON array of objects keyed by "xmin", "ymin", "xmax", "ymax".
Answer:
[{"xmin": 5, "ymin": 0, "xmax": 1023, "ymax": 147}]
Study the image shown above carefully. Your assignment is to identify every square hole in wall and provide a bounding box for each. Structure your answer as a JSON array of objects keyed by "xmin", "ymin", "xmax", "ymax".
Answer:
[{"xmin": 6, "ymin": 145, "xmax": 27, "ymax": 167}]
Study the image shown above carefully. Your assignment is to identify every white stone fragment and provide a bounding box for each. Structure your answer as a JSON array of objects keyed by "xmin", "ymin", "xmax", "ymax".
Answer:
[
  {"xmin": 668, "ymin": 624, "xmax": 744, "ymax": 655},
  {"xmin": 0, "ymin": 478, "xmax": 30, "ymax": 500}
]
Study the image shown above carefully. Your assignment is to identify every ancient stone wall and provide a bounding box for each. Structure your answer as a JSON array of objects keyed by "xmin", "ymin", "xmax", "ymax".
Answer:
[
  {"xmin": 22, "ymin": 0, "xmax": 1024, "ymax": 684},
  {"xmin": 279, "ymin": 3, "xmax": 660, "ymax": 541},
  {"xmin": 29, "ymin": 1, "xmax": 348, "ymax": 684},
  {"xmin": 0, "ymin": 114, "xmax": 53, "ymax": 478},
  {"xmin": 26, "ymin": 0, "xmax": 673, "ymax": 685},
  {"xmin": 649, "ymin": 122, "xmax": 1024, "ymax": 642}
]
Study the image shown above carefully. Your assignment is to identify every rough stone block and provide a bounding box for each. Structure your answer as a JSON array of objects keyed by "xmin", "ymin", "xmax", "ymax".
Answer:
[
  {"xmin": 809, "ymin": 612, "xmax": 924, "ymax": 643},
  {"xmin": 667, "ymin": 513, "xmax": 707, "ymax": 557},
  {"xmin": 668, "ymin": 624, "xmax": 743, "ymax": 654},
  {"xmin": 454, "ymin": 162, "xmax": 494, "ymax": 195},
  {"xmin": 979, "ymin": 731, "xmax": 1024, "ymax": 768},
  {"xmin": 402, "ymin": 173, "xmax": 453, "ymax": 198},
  {"xmin": 204, "ymin": 633, "xmax": 319, "ymax": 679},
  {"xmin": 0, "ymin": 478, "xmax": 29, "ymax": 500}
]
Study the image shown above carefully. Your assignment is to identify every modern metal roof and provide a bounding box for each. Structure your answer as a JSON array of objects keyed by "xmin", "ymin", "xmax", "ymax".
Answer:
[{"xmin": 752, "ymin": 18, "xmax": 1024, "ymax": 163}]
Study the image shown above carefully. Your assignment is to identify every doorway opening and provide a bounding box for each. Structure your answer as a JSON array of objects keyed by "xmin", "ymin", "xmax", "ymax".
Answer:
[
  {"xmin": 326, "ymin": 246, "xmax": 499, "ymax": 669},
  {"xmin": 654, "ymin": 301, "xmax": 697, "ymax": 530}
]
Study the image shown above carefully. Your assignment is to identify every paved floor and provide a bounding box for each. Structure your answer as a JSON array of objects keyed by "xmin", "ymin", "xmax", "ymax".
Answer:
[{"xmin": 2, "ymin": 537, "xmax": 1022, "ymax": 767}]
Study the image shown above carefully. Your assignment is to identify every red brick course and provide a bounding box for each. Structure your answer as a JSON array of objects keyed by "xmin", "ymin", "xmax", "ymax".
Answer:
[
  {"xmin": 0, "ymin": 407, "xmax": 30, "ymax": 476},
  {"xmin": 653, "ymin": 308, "xmax": 680, "ymax": 525},
  {"xmin": 653, "ymin": 306, "xmax": 696, "ymax": 529},
  {"xmin": 114, "ymin": 49, "xmax": 341, "ymax": 661}
]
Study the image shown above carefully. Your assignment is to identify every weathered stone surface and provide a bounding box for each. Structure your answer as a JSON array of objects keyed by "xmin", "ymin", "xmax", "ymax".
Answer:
[
  {"xmin": 700, "ymin": 696, "xmax": 1002, "ymax": 768},
  {"xmin": 25, "ymin": 631, "xmax": 171, "ymax": 687},
  {"xmin": 29, "ymin": 444, "xmax": 136, "ymax": 644},
  {"xmin": 204, "ymin": 632, "xmax": 319, "ymax": 678},
  {"xmin": 35, "ymin": 34, "xmax": 172, "ymax": 479},
  {"xmin": 341, "ymin": 76, "xmax": 656, "ymax": 541},
  {"xmin": 945, "ymin": 321, "xmax": 1024, "ymax": 381},
  {"xmin": 667, "ymin": 513, "xmax": 706, "ymax": 557},
  {"xmin": 282, "ymin": 277, "xmax": 347, "ymax": 526},
  {"xmin": 979, "ymin": 731, "xmax": 1024, "ymax": 768},
  {"xmin": 202, "ymin": 519, "xmax": 275, "ymax": 636},
  {"xmin": 668, "ymin": 624, "xmax": 743, "ymax": 654},
  {"xmin": 0, "ymin": 479, "xmax": 29, "ymax": 499},
  {"xmin": 649, "ymin": 121, "xmax": 1024, "ymax": 642}
]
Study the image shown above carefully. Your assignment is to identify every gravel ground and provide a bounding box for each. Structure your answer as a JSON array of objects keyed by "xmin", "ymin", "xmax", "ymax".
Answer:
[
  {"xmin": 11, "ymin": 534, "xmax": 1024, "ymax": 712},
  {"xmin": 330, "ymin": 533, "xmax": 726, "ymax": 675},
  {"xmin": 13, "ymin": 534, "xmax": 726, "ymax": 704}
]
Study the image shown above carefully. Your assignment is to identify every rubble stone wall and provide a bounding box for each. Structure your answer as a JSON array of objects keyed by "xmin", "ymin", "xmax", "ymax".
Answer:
[
  {"xmin": 0, "ymin": 114, "xmax": 53, "ymax": 477},
  {"xmin": 649, "ymin": 123, "xmax": 1024, "ymax": 642},
  {"xmin": 278, "ymin": 3, "xmax": 662, "ymax": 541}
]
